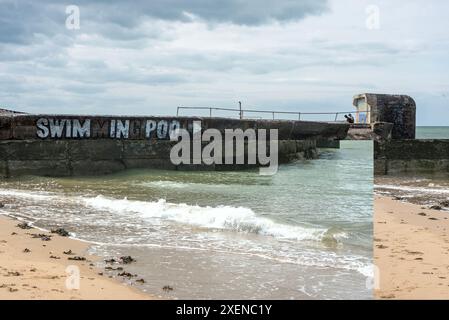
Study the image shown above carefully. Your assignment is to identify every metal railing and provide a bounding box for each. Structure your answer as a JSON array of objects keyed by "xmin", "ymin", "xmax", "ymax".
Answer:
[{"xmin": 176, "ymin": 105, "xmax": 370, "ymax": 122}]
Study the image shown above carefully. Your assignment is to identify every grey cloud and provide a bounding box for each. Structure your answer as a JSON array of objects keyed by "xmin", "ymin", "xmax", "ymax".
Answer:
[
  {"xmin": 0, "ymin": 1, "xmax": 63, "ymax": 44},
  {"xmin": 59, "ymin": 63, "xmax": 191, "ymax": 86},
  {"xmin": 144, "ymin": 44, "xmax": 401, "ymax": 75},
  {"xmin": 79, "ymin": 0, "xmax": 329, "ymax": 25},
  {"xmin": 0, "ymin": 0, "xmax": 329, "ymax": 45}
]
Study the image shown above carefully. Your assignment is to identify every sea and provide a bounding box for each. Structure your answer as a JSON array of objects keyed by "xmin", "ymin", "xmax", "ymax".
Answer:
[
  {"xmin": 375, "ymin": 126, "xmax": 449, "ymax": 208},
  {"xmin": 0, "ymin": 140, "xmax": 373, "ymax": 299}
]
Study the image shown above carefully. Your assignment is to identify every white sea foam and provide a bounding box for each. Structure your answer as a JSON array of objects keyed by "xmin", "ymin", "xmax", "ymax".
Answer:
[
  {"xmin": 83, "ymin": 195, "xmax": 328, "ymax": 241},
  {"xmin": 0, "ymin": 189, "xmax": 56, "ymax": 200},
  {"xmin": 139, "ymin": 181, "xmax": 191, "ymax": 189},
  {"xmin": 0, "ymin": 188, "xmax": 371, "ymax": 277},
  {"xmin": 357, "ymin": 264, "xmax": 374, "ymax": 278},
  {"xmin": 375, "ymin": 184, "xmax": 449, "ymax": 195},
  {"xmin": 87, "ymin": 240, "xmax": 372, "ymax": 278},
  {"xmin": 0, "ymin": 188, "xmax": 326, "ymax": 242}
]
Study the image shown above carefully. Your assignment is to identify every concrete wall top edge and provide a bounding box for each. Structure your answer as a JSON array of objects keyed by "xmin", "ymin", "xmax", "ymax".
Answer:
[
  {"xmin": 0, "ymin": 114, "xmax": 349, "ymax": 141},
  {"xmin": 2, "ymin": 113, "xmax": 346, "ymax": 125}
]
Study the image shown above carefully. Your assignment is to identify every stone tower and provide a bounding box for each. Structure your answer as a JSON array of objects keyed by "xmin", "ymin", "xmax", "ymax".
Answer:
[{"xmin": 353, "ymin": 93, "xmax": 416, "ymax": 139}]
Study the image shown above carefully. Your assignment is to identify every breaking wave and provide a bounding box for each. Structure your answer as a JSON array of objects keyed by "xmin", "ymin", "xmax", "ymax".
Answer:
[
  {"xmin": 0, "ymin": 188, "xmax": 371, "ymax": 278},
  {"xmin": 83, "ymin": 195, "xmax": 329, "ymax": 242}
]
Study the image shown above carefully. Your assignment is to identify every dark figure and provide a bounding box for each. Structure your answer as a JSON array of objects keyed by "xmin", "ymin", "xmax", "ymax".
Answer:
[
  {"xmin": 344, "ymin": 114, "xmax": 354, "ymax": 124},
  {"xmin": 348, "ymin": 113, "xmax": 354, "ymax": 123}
]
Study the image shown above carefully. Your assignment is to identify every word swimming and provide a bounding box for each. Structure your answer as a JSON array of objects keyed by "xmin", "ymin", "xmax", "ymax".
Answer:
[{"xmin": 36, "ymin": 118, "xmax": 180, "ymax": 140}]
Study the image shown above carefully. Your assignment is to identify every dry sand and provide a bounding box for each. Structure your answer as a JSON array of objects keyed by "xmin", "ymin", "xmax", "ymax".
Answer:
[
  {"xmin": 374, "ymin": 196, "xmax": 449, "ymax": 299},
  {"xmin": 0, "ymin": 215, "xmax": 152, "ymax": 300}
]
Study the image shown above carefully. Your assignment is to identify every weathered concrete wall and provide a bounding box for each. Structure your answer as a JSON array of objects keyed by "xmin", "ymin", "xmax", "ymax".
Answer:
[
  {"xmin": 346, "ymin": 122, "xmax": 393, "ymax": 141},
  {"xmin": 0, "ymin": 139, "xmax": 317, "ymax": 177},
  {"xmin": 0, "ymin": 108, "xmax": 24, "ymax": 116},
  {"xmin": 316, "ymin": 139, "xmax": 340, "ymax": 148},
  {"xmin": 353, "ymin": 93, "xmax": 416, "ymax": 139},
  {"xmin": 0, "ymin": 115, "xmax": 349, "ymax": 141},
  {"xmin": 0, "ymin": 113, "xmax": 345, "ymax": 177},
  {"xmin": 346, "ymin": 124, "xmax": 373, "ymax": 140},
  {"xmin": 374, "ymin": 139, "xmax": 449, "ymax": 175}
]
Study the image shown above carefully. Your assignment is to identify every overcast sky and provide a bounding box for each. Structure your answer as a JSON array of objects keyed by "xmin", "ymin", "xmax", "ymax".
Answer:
[{"xmin": 0, "ymin": 0, "xmax": 448, "ymax": 125}]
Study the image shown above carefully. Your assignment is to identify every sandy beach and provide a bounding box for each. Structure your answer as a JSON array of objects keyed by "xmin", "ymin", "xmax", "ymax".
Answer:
[
  {"xmin": 0, "ymin": 215, "xmax": 151, "ymax": 300},
  {"xmin": 374, "ymin": 196, "xmax": 449, "ymax": 299}
]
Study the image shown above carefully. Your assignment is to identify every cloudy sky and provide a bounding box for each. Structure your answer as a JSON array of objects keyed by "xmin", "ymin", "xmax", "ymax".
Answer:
[{"xmin": 0, "ymin": 0, "xmax": 448, "ymax": 125}]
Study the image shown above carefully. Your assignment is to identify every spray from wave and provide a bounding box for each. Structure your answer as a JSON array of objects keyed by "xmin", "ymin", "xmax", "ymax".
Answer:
[{"xmin": 83, "ymin": 195, "xmax": 330, "ymax": 242}]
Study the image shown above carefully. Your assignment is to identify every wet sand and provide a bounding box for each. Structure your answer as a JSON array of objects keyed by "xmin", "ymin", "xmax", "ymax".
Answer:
[
  {"xmin": 0, "ymin": 215, "xmax": 151, "ymax": 300},
  {"xmin": 374, "ymin": 196, "xmax": 449, "ymax": 299}
]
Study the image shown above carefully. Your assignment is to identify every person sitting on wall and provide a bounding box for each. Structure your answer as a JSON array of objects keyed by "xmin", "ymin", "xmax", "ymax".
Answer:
[
  {"xmin": 344, "ymin": 114, "xmax": 354, "ymax": 124},
  {"xmin": 348, "ymin": 114, "xmax": 354, "ymax": 123}
]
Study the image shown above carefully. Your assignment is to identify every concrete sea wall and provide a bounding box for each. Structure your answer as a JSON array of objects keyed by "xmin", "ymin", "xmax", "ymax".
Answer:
[
  {"xmin": 0, "ymin": 114, "xmax": 349, "ymax": 177},
  {"xmin": 346, "ymin": 122, "xmax": 393, "ymax": 141},
  {"xmin": 374, "ymin": 139, "xmax": 449, "ymax": 175},
  {"xmin": 0, "ymin": 115, "xmax": 349, "ymax": 141},
  {"xmin": 0, "ymin": 139, "xmax": 320, "ymax": 177}
]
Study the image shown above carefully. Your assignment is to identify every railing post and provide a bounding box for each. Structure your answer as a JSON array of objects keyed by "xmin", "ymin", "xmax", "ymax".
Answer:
[
  {"xmin": 334, "ymin": 113, "xmax": 338, "ymax": 121},
  {"xmin": 177, "ymin": 107, "xmax": 179, "ymax": 116},
  {"xmin": 272, "ymin": 112, "xmax": 275, "ymax": 120},
  {"xmin": 239, "ymin": 101, "xmax": 242, "ymax": 119},
  {"xmin": 210, "ymin": 108, "xmax": 212, "ymax": 118},
  {"xmin": 298, "ymin": 112, "xmax": 301, "ymax": 120}
]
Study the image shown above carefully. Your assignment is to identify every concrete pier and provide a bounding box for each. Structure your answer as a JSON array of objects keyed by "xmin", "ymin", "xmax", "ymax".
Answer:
[{"xmin": 0, "ymin": 112, "xmax": 349, "ymax": 177}]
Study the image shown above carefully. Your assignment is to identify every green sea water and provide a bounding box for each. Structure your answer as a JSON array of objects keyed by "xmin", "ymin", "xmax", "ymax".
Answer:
[
  {"xmin": 0, "ymin": 140, "xmax": 373, "ymax": 299},
  {"xmin": 416, "ymin": 126, "xmax": 449, "ymax": 139}
]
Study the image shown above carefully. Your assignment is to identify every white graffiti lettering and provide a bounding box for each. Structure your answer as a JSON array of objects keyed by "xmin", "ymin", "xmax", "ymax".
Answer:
[
  {"xmin": 157, "ymin": 120, "xmax": 168, "ymax": 139},
  {"xmin": 36, "ymin": 118, "xmax": 49, "ymax": 138},
  {"xmin": 73, "ymin": 119, "xmax": 91, "ymax": 138},
  {"xmin": 115, "ymin": 120, "xmax": 129, "ymax": 139},
  {"xmin": 145, "ymin": 120, "xmax": 157, "ymax": 138},
  {"xmin": 36, "ymin": 118, "xmax": 182, "ymax": 140},
  {"xmin": 49, "ymin": 119, "xmax": 67, "ymax": 138}
]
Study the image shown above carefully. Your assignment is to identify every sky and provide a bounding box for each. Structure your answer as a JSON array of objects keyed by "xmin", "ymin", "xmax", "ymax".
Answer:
[{"xmin": 0, "ymin": 0, "xmax": 448, "ymax": 125}]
